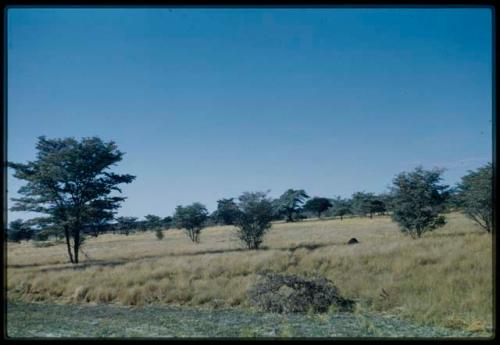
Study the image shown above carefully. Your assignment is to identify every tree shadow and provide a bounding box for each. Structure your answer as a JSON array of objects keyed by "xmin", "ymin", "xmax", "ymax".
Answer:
[{"xmin": 9, "ymin": 240, "xmax": 350, "ymax": 273}]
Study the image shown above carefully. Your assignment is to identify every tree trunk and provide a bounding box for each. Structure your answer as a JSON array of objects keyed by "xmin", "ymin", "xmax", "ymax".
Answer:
[
  {"xmin": 318, "ymin": 211, "xmax": 321, "ymax": 219},
  {"xmin": 287, "ymin": 211, "xmax": 293, "ymax": 222},
  {"xmin": 73, "ymin": 231, "xmax": 80, "ymax": 264},
  {"xmin": 64, "ymin": 225, "xmax": 74, "ymax": 263},
  {"xmin": 340, "ymin": 215, "xmax": 343, "ymax": 221}
]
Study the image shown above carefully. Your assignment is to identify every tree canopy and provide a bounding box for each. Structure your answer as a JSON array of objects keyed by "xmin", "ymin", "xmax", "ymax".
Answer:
[
  {"xmin": 303, "ymin": 197, "xmax": 333, "ymax": 218},
  {"xmin": 173, "ymin": 202, "xmax": 208, "ymax": 243},
  {"xmin": 389, "ymin": 167, "xmax": 448, "ymax": 238},
  {"xmin": 456, "ymin": 163, "xmax": 492, "ymax": 232},
  {"xmin": 214, "ymin": 198, "xmax": 240, "ymax": 225},
  {"xmin": 276, "ymin": 189, "xmax": 310, "ymax": 222},
  {"xmin": 233, "ymin": 191, "xmax": 274, "ymax": 250}
]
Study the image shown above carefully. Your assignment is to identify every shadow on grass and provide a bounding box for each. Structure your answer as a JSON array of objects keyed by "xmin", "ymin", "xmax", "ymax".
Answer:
[{"xmin": 9, "ymin": 240, "xmax": 348, "ymax": 273}]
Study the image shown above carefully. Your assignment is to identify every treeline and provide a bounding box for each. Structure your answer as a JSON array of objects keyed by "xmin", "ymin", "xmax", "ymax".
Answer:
[{"xmin": 6, "ymin": 137, "xmax": 492, "ymax": 263}]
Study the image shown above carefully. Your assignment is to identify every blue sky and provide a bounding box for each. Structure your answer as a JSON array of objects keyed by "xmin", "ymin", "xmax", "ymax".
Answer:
[{"xmin": 7, "ymin": 8, "xmax": 492, "ymax": 220}]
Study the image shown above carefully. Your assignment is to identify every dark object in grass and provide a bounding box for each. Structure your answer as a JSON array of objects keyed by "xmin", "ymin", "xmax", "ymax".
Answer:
[
  {"xmin": 347, "ymin": 238, "xmax": 359, "ymax": 245},
  {"xmin": 247, "ymin": 272, "xmax": 355, "ymax": 313}
]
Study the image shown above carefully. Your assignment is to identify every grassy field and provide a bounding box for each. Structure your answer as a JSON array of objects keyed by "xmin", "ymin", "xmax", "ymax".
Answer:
[{"xmin": 6, "ymin": 212, "xmax": 493, "ymax": 335}]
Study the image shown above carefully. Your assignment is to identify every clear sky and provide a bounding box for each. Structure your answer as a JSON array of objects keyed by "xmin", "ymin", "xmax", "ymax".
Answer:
[{"xmin": 7, "ymin": 7, "xmax": 493, "ymax": 220}]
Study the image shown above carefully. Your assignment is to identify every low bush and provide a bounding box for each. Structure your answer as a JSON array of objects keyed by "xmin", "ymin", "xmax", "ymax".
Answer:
[{"xmin": 247, "ymin": 272, "xmax": 355, "ymax": 313}]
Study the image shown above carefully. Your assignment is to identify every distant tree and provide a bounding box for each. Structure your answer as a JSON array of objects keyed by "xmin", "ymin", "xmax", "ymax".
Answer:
[
  {"xmin": 329, "ymin": 197, "xmax": 352, "ymax": 221},
  {"xmin": 276, "ymin": 189, "xmax": 310, "ymax": 222},
  {"xmin": 304, "ymin": 197, "xmax": 333, "ymax": 218},
  {"xmin": 9, "ymin": 137, "xmax": 135, "ymax": 263},
  {"xmin": 377, "ymin": 193, "xmax": 392, "ymax": 215},
  {"xmin": 233, "ymin": 191, "xmax": 274, "ymax": 250},
  {"xmin": 456, "ymin": 163, "xmax": 492, "ymax": 232},
  {"xmin": 84, "ymin": 205, "xmax": 114, "ymax": 237},
  {"xmin": 390, "ymin": 167, "xmax": 449, "ymax": 238},
  {"xmin": 7, "ymin": 219, "xmax": 34, "ymax": 242},
  {"xmin": 115, "ymin": 216, "xmax": 138, "ymax": 235},
  {"xmin": 33, "ymin": 230, "xmax": 50, "ymax": 242},
  {"xmin": 144, "ymin": 214, "xmax": 163, "ymax": 231},
  {"xmin": 214, "ymin": 198, "xmax": 240, "ymax": 225},
  {"xmin": 370, "ymin": 197, "xmax": 387, "ymax": 216},
  {"xmin": 443, "ymin": 186, "xmax": 462, "ymax": 212},
  {"xmin": 351, "ymin": 192, "xmax": 376, "ymax": 218},
  {"xmin": 173, "ymin": 203, "xmax": 208, "ymax": 243}
]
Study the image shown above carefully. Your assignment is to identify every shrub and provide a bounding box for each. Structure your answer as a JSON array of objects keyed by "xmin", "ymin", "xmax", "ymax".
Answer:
[
  {"xmin": 155, "ymin": 228, "xmax": 164, "ymax": 240},
  {"xmin": 247, "ymin": 272, "xmax": 355, "ymax": 313}
]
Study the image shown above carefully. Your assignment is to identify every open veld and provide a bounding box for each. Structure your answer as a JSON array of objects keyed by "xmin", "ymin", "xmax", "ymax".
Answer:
[{"xmin": 6, "ymin": 212, "xmax": 493, "ymax": 337}]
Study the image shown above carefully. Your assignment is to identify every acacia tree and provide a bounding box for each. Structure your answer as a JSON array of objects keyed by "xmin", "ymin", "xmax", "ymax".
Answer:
[
  {"xmin": 276, "ymin": 189, "xmax": 310, "ymax": 222},
  {"xmin": 9, "ymin": 136, "xmax": 135, "ymax": 263},
  {"xmin": 233, "ymin": 191, "xmax": 274, "ymax": 250},
  {"xmin": 304, "ymin": 197, "xmax": 333, "ymax": 218},
  {"xmin": 390, "ymin": 167, "xmax": 449, "ymax": 238},
  {"xmin": 456, "ymin": 163, "xmax": 493, "ymax": 232},
  {"xmin": 173, "ymin": 203, "xmax": 208, "ymax": 243}
]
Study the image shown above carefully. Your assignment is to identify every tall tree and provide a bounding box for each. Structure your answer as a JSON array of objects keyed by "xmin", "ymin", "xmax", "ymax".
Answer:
[
  {"xmin": 173, "ymin": 203, "xmax": 208, "ymax": 243},
  {"xmin": 9, "ymin": 136, "xmax": 135, "ymax": 263},
  {"xmin": 456, "ymin": 163, "xmax": 492, "ymax": 232},
  {"xmin": 233, "ymin": 191, "xmax": 274, "ymax": 250},
  {"xmin": 389, "ymin": 167, "xmax": 449, "ymax": 238},
  {"xmin": 304, "ymin": 197, "xmax": 333, "ymax": 218},
  {"xmin": 276, "ymin": 189, "xmax": 310, "ymax": 222}
]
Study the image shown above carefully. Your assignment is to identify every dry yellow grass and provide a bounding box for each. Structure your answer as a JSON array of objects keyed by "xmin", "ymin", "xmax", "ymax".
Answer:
[{"xmin": 6, "ymin": 212, "xmax": 493, "ymax": 331}]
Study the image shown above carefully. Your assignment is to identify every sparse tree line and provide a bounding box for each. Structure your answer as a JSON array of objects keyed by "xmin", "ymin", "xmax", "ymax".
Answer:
[{"xmin": 6, "ymin": 137, "xmax": 493, "ymax": 263}]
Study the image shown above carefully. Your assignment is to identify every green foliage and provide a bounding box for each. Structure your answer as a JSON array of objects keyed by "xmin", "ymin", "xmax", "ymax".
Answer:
[
  {"xmin": 162, "ymin": 216, "xmax": 173, "ymax": 229},
  {"xmin": 456, "ymin": 163, "xmax": 492, "ymax": 232},
  {"xmin": 214, "ymin": 198, "xmax": 240, "ymax": 225},
  {"xmin": 304, "ymin": 197, "xmax": 333, "ymax": 218},
  {"xmin": 9, "ymin": 136, "xmax": 135, "ymax": 263},
  {"xmin": 115, "ymin": 216, "xmax": 138, "ymax": 235},
  {"xmin": 351, "ymin": 192, "xmax": 388, "ymax": 218},
  {"xmin": 276, "ymin": 189, "xmax": 310, "ymax": 222},
  {"xmin": 389, "ymin": 167, "xmax": 448, "ymax": 238},
  {"xmin": 144, "ymin": 215, "xmax": 162, "ymax": 231},
  {"xmin": 33, "ymin": 230, "xmax": 50, "ymax": 242},
  {"xmin": 233, "ymin": 191, "xmax": 274, "ymax": 250},
  {"xmin": 173, "ymin": 203, "xmax": 208, "ymax": 243}
]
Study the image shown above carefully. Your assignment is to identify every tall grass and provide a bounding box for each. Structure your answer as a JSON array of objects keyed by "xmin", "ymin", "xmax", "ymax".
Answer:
[{"xmin": 6, "ymin": 212, "xmax": 493, "ymax": 332}]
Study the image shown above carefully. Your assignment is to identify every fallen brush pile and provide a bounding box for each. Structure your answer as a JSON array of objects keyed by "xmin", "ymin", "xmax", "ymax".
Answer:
[{"xmin": 247, "ymin": 272, "xmax": 355, "ymax": 313}]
